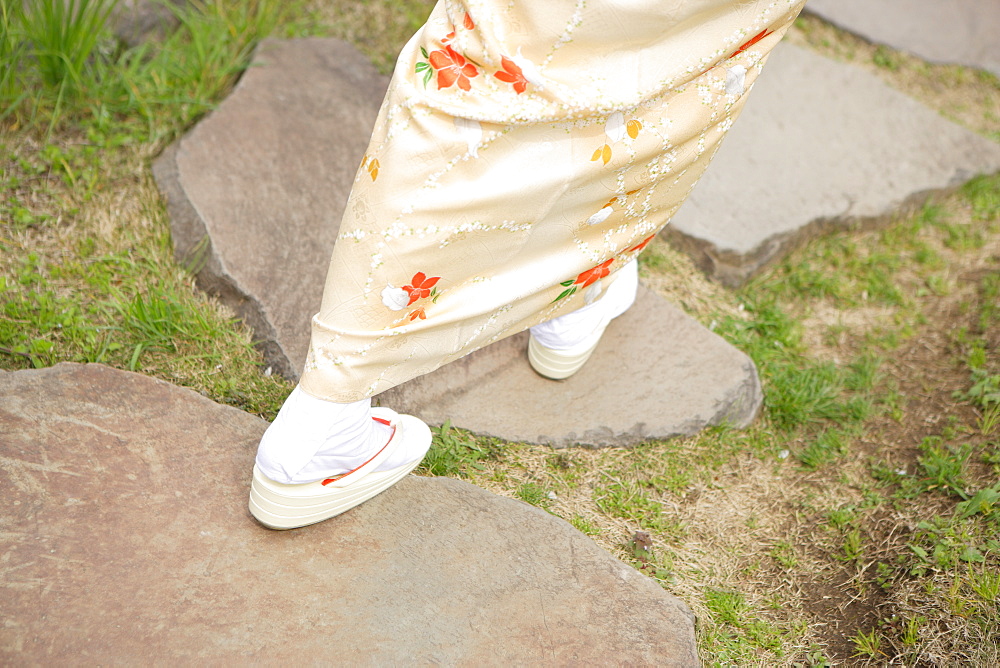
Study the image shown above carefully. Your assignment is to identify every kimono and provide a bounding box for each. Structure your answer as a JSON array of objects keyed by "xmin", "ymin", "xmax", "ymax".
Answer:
[{"xmin": 300, "ymin": 0, "xmax": 806, "ymax": 402}]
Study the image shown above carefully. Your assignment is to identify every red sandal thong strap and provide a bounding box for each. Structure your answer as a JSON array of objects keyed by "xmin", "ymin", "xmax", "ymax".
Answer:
[{"xmin": 320, "ymin": 415, "xmax": 400, "ymax": 488}]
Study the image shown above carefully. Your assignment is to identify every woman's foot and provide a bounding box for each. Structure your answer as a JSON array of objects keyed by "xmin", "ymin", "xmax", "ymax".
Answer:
[
  {"xmin": 250, "ymin": 388, "xmax": 431, "ymax": 529},
  {"xmin": 528, "ymin": 259, "xmax": 638, "ymax": 380}
]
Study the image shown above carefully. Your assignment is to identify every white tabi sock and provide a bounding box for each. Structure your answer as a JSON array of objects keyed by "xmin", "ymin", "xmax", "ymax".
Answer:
[
  {"xmin": 255, "ymin": 386, "xmax": 412, "ymax": 485},
  {"xmin": 529, "ymin": 258, "xmax": 638, "ymax": 351}
]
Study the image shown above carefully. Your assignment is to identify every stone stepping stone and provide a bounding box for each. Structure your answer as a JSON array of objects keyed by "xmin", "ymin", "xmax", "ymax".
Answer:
[
  {"xmin": 806, "ymin": 0, "xmax": 1000, "ymax": 77},
  {"xmin": 154, "ymin": 37, "xmax": 763, "ymax": 447},
  {"xmin": 154, "ymin": 38, "xmax": 385, "ymax": 382},
  {"xmin": 665, "ymin": 42, "xmax": 1000, "ymax": 286},
  {"xmin": 0, "ymin": 363, "xmax": 698, "ymax": 664}
]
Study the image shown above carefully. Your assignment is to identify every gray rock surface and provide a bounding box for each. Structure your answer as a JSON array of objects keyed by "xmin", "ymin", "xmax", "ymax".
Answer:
[
  {"xmin": 806, "ymin": 0, "xmax": 1000, "ymax": 77},
  {"xmin": 0, "ymin": 363, "xmax": 699, "ymax": 665},
  {"xmin": 381, "ymin": 286, "xmax": 762, "ymax": 447},
  {"xmin": 155, "ymin": 37, "xmax": 764, "ymax": 446},
  {"xmin": 154, "ymin": 37, "xmax": 388, "ymax": 380},
  {"xmin": 112, "ymin": 0, "xmax": 186, "ymax": 47},
  {"xmin": 665, "ymin": 43, "xmax": 1000, "ymax": 286}
]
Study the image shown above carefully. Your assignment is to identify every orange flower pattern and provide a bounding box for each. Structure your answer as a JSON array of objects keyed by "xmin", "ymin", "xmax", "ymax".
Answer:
[
  {"xmin": 553, "ymin": 258, "xmax": 614, "ymax": 303},
  {"xmin": 592, "ymin": 112, "xmax": 642, "ymax": 166},
  {"xmin": 361, "ymin": 155, "xmax": 379, "ymax": 181},
  {"xmin": 494, "ymin": 56, "xmax": 529, "ymax": 94},
  {"xmin": 415, "ymin": 13, "xmax": 542, "ymax": 96},
  {"xmin": 444, "ymin": 12, "xmax": 475, "ymax": 42},
  {"xmin": 402, "ymin": 272, "xmax": 441, "ymax": 305},
  {"xmin": 628, "ymin": 234, "xmax": 656, "ymax": 253},
  {"xmin": 732, "ymin": 28, "xmax": 774, "ymax": 59},
  {"xmin": 382, "ymin": 271, "xmax": 441, "ymax": 327},
  {"xmin": 576, "ymin": 259, "xmax": 614, "ymax": 287},
  {"xmin": 419, "ymin": 12, "xmax": 478, "ymax": 87},
  {"xmin": 429, "ymin": 46, "xmax": 480, "ymax": 91}
]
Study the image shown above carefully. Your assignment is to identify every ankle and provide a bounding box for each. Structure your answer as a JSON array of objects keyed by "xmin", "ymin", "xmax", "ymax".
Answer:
[
  {"xmin": 255, "ymin": 387, "xmax": 392, "ymax": 484},
  {"xmin": 530, "ymin": 259, "xmax": 638, "ymax": 350}
]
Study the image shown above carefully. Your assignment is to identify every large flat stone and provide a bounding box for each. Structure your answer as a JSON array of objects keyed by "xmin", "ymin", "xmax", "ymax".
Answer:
[
  {"xmin": 806, "ymin": 0, "xmax": 1000, "ymax": 77},
  {"xmin": 664, "ymin": 43, "xmax": 1000, "ymax": 286},
  {"xmin": 154, "ymin": 37, "xmax": 388, "ymax": 380},
  {"xmin": 381, "ymin": 286, "xmax": 762, "ymax": 447},
  {"xmin": 155, "ymin": 37, "xmax": 763, "ymax": 447},
  {"xmin": 0, "ymin": 363, "xmax": 698, "ymax": 665}
]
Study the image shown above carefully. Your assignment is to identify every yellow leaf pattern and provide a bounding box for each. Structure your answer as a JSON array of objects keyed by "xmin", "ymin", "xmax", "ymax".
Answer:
[{"xmin": 590, "ymin": 144, "xmax": 612, "ymax": 165}]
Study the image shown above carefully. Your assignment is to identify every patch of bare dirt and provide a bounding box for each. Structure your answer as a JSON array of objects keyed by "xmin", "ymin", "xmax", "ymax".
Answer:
[
  {"xmin": 860, "ymin": 265, "xmax": 998, "ymax": 483},
  {"xmin": 797, "ymin": 255, "xmax": 999, "ymax": 663},
  {"xmin": 800, "ymin": 574, "xmax": 885, "ymax": 662}
]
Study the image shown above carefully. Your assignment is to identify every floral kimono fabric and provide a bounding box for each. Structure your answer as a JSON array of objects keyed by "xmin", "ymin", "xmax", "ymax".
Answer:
[{"xmin": 300, "ymin": 0, "xmax": 806, "ymax": 403}]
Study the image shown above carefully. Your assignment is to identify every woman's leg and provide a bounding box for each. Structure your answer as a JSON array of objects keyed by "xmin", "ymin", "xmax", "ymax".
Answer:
[
  {"xmin": 254, "ymin": 260, "xmax": 636, "ymax": 490},
  {"xmin": 250, "ymin": 0, "xmax": 807, "ymax": 528}
]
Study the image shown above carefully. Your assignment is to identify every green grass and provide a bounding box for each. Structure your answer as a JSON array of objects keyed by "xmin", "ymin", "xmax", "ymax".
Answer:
[
  {"xmin": 2, "ymin": 0, "xmax": 296, "ymax": 144},
  {"xmin": 712, "ymin": 288, "xmax": 880, "ymax": 460},
  {"xmin": 963, "ymin": 173, "xmax": 1000, "ymax": 222},
  {"xmin": 299, "ymin": 0, "xmax": 434, "ymax": 73},
  {"xmin": 676, "ymin": 170, "xmax": 998, "ymax": 663},
  {"xmin": 594, "ymin": 477, "xmax": 687, "ymax": 538},
  {"xmin": 0, "ymin": 0, "xmax": 314, "ymax": 419},
  {"xmin": 872, "ymin": 45, "xmax": 901, "ymax": 72},
  {"xmin": 850, "ymin": 628, "xmax": 883, "ymax": 659},
  {"xmin": 912, "ymin": 437, "xmax": 971, "ymax": 498},
  {"xmin": 701, "ymin": 588, "xmax": 789, "ymax": 662},
  {"xmin": 418, "ymin": 420, "xmax": 496, "ymax": 477},
  {"xmin": 797, "ymin": 427, "xmax": 852, "ymax": 470},
  {"xmin": 769, "ymin": 540, "xmax": 798, "ymax": 569},
  {"xmin": 19, "ymin": 0, "xmax": 117, "ymax": 92},
  {"xmin": 569, "ymin": 514, "xmax": 601, "ymax": 535},
  {"xmin": 515, "ymin": 481, "xmax": 552, "ymax": 509}
]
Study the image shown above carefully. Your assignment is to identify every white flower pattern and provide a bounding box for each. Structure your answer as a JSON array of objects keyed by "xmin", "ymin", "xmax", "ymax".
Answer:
[
  {"xmin": 725, "ymin": 65, "xmax": 747, "ymax": 96},
  {"xmin": 381, "ymin": 285, "xmax": 409, "ymax": 311},
  {"xmin": 511, "ymin": 48, "xmax": 544, "ymax": 90},
  {"xmin": 605, "ymin": 111, "xmax": 626, "ymax": 143},
  {"xmin": 455, "ymin": 117, "xmax": 483, "ymax": 157},
  {"xmin": 587, "ymin": 204, "xmax": 614, "ymax": 226}
]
